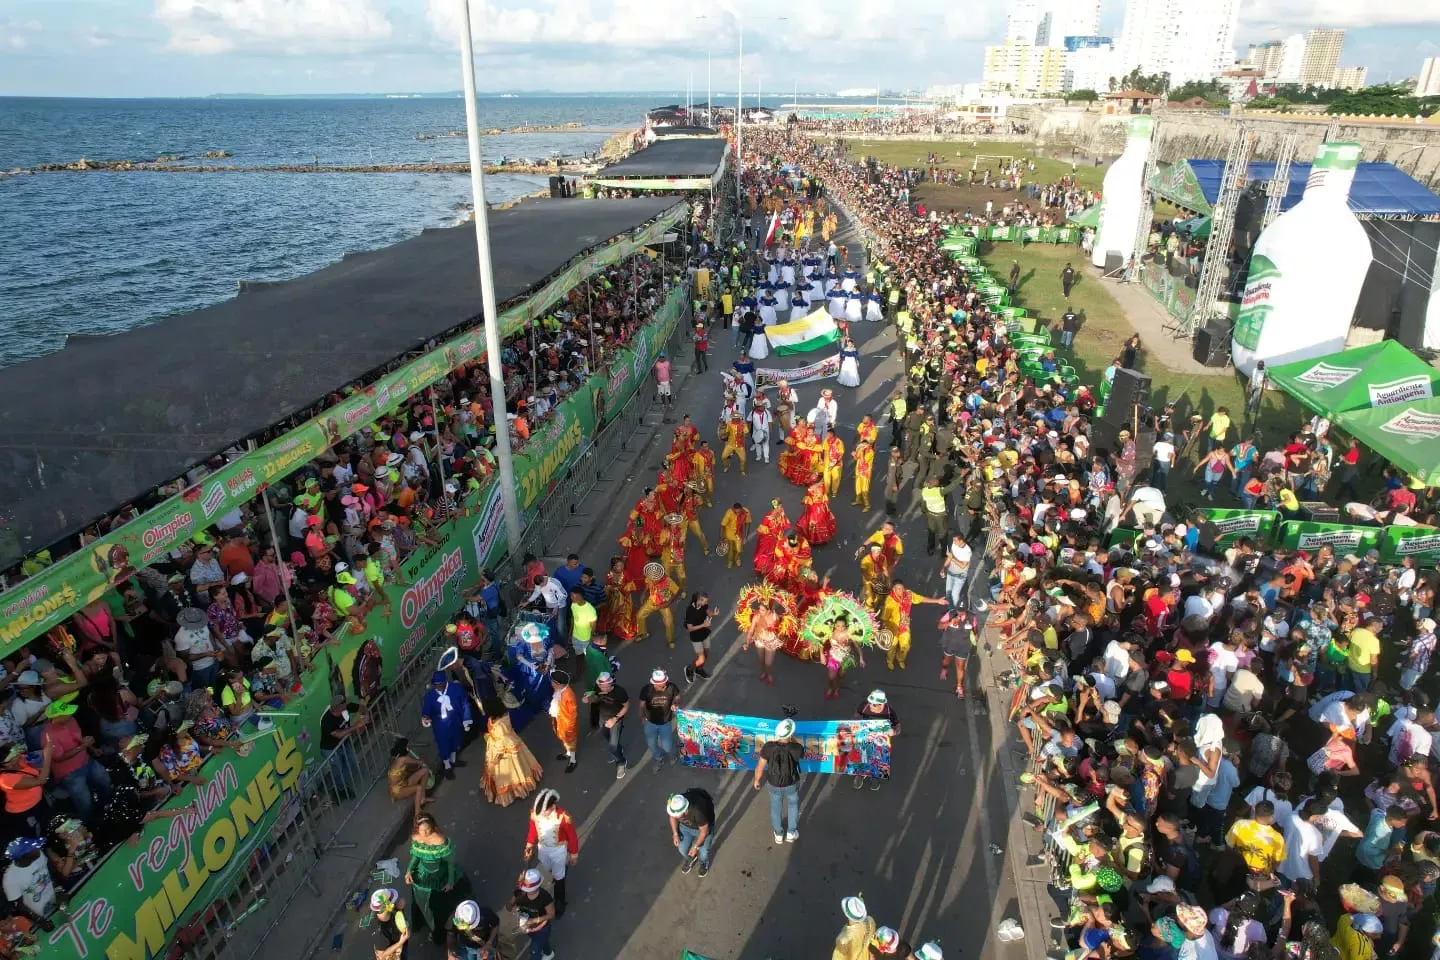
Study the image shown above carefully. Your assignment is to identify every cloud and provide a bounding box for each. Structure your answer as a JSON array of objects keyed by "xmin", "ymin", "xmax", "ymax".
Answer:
[
  {"xmin": 154, "ymin": 0, "xmax": 393, "ymax": 55},
  {"xmin": 1240, "ymin": 0, "xmax": 1440, "ymax": 30}
]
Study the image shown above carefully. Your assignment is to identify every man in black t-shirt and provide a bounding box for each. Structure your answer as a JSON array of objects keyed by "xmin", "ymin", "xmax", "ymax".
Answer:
[
  {"xmin": 447, "ymin": 900, "xmax": 500, "ymax": 959},
  {"xmin": 683, "ymin": 593, "xmax": 715, "ymax": 684},
  {"xmin": 320, "ymin": 695, "xmax": 365, "ymax": 797},
  {"xmin": 506, "ymin": 869, "xmax": 555, "ymax": 960},
  {"xmin": 585, "ymin": 672, "xmax": 630, "ymax": 779},
  {"xmin": 637, "ymin": 669, "xmax": 681, "ymax": 773},
  {"xmin": 753, "ymin": 718, "xmax": 804, "ymax": 844},
  {"xmin": 667, "ymin": 787, "xmax": 717, "ymax": 877},
  {"xmin": 855, "ymin": 689, "xmax": 900, "ymax": 791}
]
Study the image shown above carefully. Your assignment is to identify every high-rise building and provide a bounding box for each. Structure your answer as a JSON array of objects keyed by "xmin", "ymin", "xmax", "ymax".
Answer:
[
  {"xmin": 1246, "ymin": 41, "xmax": 1285, "ymax": 77},
  {"xmin": 982, "ymin": 40, "xmax": 1069, "ymax": 95},
  {"xmin": 1064, "ymin": 41, "xmax": 1116, "ymax": 93},
  {"xmin": 1299, "ymin": 28, "xmax": 1344, "ymax": 87},
  {"xmin": 1331, "ymin": 66, "xmax": 1367, "ymax": 91},
  {"xmin": 1006, "ymin": 0, "xmax": 1043, "ymax": 44},
  {"xmin": 1115, "ymin": 0, "xmax": 1241, "ymax": 85},
  {"xmin": 1009, "ymin": 0, "xmax": 1100, "ymax": 47},
  {"xmin": 1276, "ymin": 34, "xmax": 1306, "ymax": 84},
  {"xmin": 1418, "ymin": 57, "xmax": 1440, "ymax": 97}
]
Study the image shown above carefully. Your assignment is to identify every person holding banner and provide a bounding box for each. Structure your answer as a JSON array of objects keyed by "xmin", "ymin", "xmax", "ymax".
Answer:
[{"xmin": 853, "ymin": 690, "xmax": 899, "ymax": 791}]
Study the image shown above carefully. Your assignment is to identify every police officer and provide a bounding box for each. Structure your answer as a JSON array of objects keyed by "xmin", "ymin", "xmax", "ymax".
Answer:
[{"xmin": 920, "ymin": 475, "xmax": 963, "ymax": 555}]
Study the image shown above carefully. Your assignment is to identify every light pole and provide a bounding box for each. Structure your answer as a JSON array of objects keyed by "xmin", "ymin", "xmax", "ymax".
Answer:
[{"xmin": 456, "ymin": 0, "xmax": 523, "ymax": 555}]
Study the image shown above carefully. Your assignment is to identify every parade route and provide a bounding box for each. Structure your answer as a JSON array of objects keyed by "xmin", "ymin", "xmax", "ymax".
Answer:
[{"xmin": 331, "ymin": 213, "xmax": 1031, "ymax": 960}]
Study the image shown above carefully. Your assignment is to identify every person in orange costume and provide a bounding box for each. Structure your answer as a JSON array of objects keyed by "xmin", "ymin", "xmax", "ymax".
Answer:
[
  {"xmin": 796, "ymin": 481, "xmax": 837, "ymax": 546},
  {"xmin": 546, "ymin": 671, "xmax": 580, "ymax": 772},
  {"xmin": 855, "ymin": 415, "xmax": 879, "ymax": 449},
  {"xmin": 769, "ymin": 530, "xmax": 813, "ymax": 592}
]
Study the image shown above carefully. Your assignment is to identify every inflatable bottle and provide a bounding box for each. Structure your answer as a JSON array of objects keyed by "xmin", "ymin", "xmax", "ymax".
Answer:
[
  {"xmin": 1090, "ymin": 116, "xmax": 1153, "ymax": 270},
  {"xmin": 1232, "ymin": 142, "xmax": 1372, "ymax": 376}
]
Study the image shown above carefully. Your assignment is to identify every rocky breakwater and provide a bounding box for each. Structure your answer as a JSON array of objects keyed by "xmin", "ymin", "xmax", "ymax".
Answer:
[{"xmin": 2, "ymin": 156, "xmax": 602, "ymax": 178}]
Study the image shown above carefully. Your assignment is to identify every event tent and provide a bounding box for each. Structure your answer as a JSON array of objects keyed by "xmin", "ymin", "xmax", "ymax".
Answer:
[
  {"xmin": 1335, "ymin": 397, "xmax": 1440, "ymax": 487},
  {"xmin": 1148, "ymin": 159, "xmax": 1440, "ymax": 218},
  {"xmin": 1265, "ymin": 340, "xmax": 1440, "ymax": 420},
  {"xmin": 1066, "ymin": 205, "xmax": 1101, "ymax": 228}
]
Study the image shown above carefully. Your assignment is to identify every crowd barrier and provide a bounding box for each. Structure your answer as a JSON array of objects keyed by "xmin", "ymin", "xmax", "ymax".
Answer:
[{"xmin": 1108, "ymin": 508, "xmax": 1440, "ymax": 565}]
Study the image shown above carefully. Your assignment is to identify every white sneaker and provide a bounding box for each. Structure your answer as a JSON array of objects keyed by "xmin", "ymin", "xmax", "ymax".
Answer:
[
  {"xmin": 616, "ymin": 764, "xmax": 627, "ymax": 780},
  {"xmin": 773, "ymin": 832, "xmax": 784, "ymax": 844},
  {"xmin": 785, "ymin": 831, "xmax": 798, "ymax": 843}
]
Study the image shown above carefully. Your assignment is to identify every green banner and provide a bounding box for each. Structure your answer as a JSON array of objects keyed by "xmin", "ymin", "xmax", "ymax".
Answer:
[
  {"xmin": 1276, "ymin": 521, "xmax": 1382, "ymax": 555},
  {"xmin": 1194, "ymin": 508, "xmax": 1281, "ymax": 547},
  {"xmin": 590, "ymin": 177, "xmax": 715, "ymax": 192},
  {"xmin": 0, "ymin": 209, "xmax": 688, "ymax": 657},
  {"xmin": 1380, "ymin": 527, "xmax": 1440, "ymax": 565},
  {"xmin": 43, "ymin": 291, "xmax": 684, "ymax": 960}
]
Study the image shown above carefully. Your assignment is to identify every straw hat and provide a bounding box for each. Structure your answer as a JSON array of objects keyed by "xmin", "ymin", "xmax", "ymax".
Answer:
[
  {"xmin": 643, "ymin": 562, "xmax": 666, "ymax": 582},
  {"xmin": 664, "ymin": 513, "xmax": 685, "ymax": 526}
]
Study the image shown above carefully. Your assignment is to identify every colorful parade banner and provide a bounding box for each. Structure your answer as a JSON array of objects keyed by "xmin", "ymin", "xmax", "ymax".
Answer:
[
  {"xmin": 1194, "ymin": 508, "xmax": 1282, "ymax": 547},
  {"xmin": 0, "ymin": 208, "xmax": 688, "ymax": 657},
  {"xmin": 676, "ymin": 709, "xmax": 892, "ymax": 778},
  {"xmin": 1379, "ymin": 526, "xmax": 1440, "ymax": 565},
  {"xmin": 1276, "ymin": 520, "xmax": 1383, "ymax": 555},
  {"xmin": 755, "ymin": 354, "xmax": 842, "ymax": 387}
]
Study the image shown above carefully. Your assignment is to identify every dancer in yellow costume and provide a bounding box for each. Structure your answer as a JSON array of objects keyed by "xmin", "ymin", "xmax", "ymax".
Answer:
[
  {"xmin": 823, "ymin": 432, "xmax": 846, "ymax": 499},
  {"xmin": 833, "ymin": 895, "xmax": 875, "ymax": 960},
  {"xmin": 719, "ymin": 503, "xmax": 751, "ymax": 570},
  {"xmin": 852, "ymin": 439, "xmax": 875, "ymax": 511},
  {"xmin": 691, "ymin": 440, "xmax": 715, "ymax": 508},
  {"xmin": 880, "ymin": 580, "xmax": 944, "ymax": 671},
  {"xmin": 857, "ymin": 543, "xmax": 890, "ymax": 613},
  {"xmin": 720, "ymin": 410, "xmax": 748, "ymax": 475},
  {"xmin": 660, "ymin": 515, "xmax": 688, "ymax": 592},
  {"xmin": 636, "ymin": 562, "xmax": 680, "ymax": 648}
]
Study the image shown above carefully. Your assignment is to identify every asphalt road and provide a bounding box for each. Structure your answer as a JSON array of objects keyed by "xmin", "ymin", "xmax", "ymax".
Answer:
[{"xmin": 348, "ymin": 216, "xmax": 1027, "ymax": 960}]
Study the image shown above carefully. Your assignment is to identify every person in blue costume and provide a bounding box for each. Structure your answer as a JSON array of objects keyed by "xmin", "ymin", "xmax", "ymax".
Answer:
[{"xmin": 421, "ymin": 671, "xmax": 473, "ymax": 780}]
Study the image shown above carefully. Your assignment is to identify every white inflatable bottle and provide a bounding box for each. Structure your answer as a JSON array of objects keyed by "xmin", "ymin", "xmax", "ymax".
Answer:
[
  {"xmin": 1232, "ymin": 142, "xmax": 1372, "ymax": 377},
  {"xmin": 1090, "ymin": 116, "xmax": 1154, "ymax": 270}
]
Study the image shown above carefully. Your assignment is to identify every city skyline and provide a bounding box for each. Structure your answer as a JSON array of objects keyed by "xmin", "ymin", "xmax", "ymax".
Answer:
[{"xmin": 2, "ymin": 0, "xmax": 1438, "ymax": 97}]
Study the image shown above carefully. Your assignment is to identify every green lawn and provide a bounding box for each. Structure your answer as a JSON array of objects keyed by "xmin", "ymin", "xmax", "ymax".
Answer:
[{"xmin": 844, "ymin": 139, "xmax": 1106, "ymax": 191}]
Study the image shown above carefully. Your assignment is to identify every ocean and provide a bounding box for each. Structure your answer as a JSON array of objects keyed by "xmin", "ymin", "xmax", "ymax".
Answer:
[{"xmin": 0, "ymin": 95, "xmax": 776, "ymax": 368}]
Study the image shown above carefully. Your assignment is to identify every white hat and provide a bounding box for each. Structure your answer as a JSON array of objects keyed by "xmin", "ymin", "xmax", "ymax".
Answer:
[
  {"xmin": 1144, "ymin": 876, "xmax": 1176, "ymax": 894},
  {"xmin": 334, "ymin": 562, "xmax": 349, "ymax": 574},
  {"xmin": 774, "ymin": 718, "xmax": 796, "ymax": 738},
  {"xmin": 597, "ymin": 672, "xmax": 614, "ymax": 687},
  {"xmin": 651, "ymin": 668, "xmax": 668, "ymax": 685},
  {"xmin": 519, "ymin": 868, "xmax": 543, "ymax": 892},
  {"xmin": 386, "ymin": 452, "xmax": 403, "ymax": 467},
  {"xmin": 841, "ymin": 896, "xmax": 867, "ymax": 923},
  {"xmin": 867, "ymin": 689, "xmax": 887, "ymax": 706},
  {"xmin": 409, "ymin": 431, "xmax": 424, "ymax": 442},
  {"xmin": 1102, "ymin": 700, "xmax": 1121, "ymax": 723},
  {"xmin": 874, "ymin": 927, "xmax": 901, "ymax": 953},
  {"xmin": 453, "ymin": 900, "xmax": 481, "ymax": 929},
  {"xmin": 915, "ymin": 944, "xmax": 943, "ymax": 960},
  {"xmin": 369, "ymin": 888, "xmax": 399, "ymax": 912},
  {"xmin": 1421, "ymin": 618, "xmax": 1437, "ymax": 633},
  {"xmin": 445, "ymin": 481, "xmax": 459, "ymax": 494},
  {"xmin": 229, "ymin": 572, "xmax": 249, "ymax": 585},
  {"xmin": 667, "ymin": 794, "xmax": 690, "ymax": 817}
]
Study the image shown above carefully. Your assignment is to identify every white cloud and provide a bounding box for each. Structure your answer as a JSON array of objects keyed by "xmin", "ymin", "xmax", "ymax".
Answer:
[
  {"xmin": 154, "ymin": 0, "xmax": 393, "ymax": 55},
  {"xmin": 1240, "ymin": 0, "xmax": 1440, "ymax": 30}
]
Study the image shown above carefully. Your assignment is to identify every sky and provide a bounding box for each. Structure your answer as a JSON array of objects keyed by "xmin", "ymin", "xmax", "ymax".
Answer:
[{"xmin": 1, "ymin": 0, "xmax": 1438, "ymax": 97}]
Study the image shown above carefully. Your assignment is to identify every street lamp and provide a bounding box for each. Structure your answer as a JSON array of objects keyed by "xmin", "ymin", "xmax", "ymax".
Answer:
[{"xmin": 456, "ymin": 0, "xmax": 523, "ymax": 555}]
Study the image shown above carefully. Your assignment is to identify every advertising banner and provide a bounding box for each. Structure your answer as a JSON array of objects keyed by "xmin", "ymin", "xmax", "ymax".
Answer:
[
  {"xmin": 1194, "ymin": 508, "xmax": 1281, "ymax": 547},
  {"xmin": 1276, "ymin": 521, "xmax": 1382, "ymax": 555},
  {"xmin": 675, "ymin": 709, "xmax": 892, "ymax": 778},
  {"xmin": 45, "ymin": 730, "xmax": 305, "ymax": 960},
  {"xmin": 0, "ymin": 211, "xmax": 687, "ymax": 657},
  {"xmin": 1380, "ymin": 527, "xmax": 1440, "ymax": 565},
  {"xmin": 755, "ymin": 354, "xmax": 842, "ymax": 387}
]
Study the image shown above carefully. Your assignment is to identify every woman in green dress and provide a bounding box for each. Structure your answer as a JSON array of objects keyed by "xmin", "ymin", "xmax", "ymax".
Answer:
[{"xmin": 404, "ymin": 812, "xmax": 466, "ymax": 943}]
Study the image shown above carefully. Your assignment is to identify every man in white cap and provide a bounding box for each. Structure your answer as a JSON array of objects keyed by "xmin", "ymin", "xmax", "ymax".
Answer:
[
  {"xmin": 870, "ymin": 925, "xmax": 913, "ymax": 956},
  {"xmin": 505, "ymin": 868, "xmax": 556, "ymax": 960},
  {"xmin": 753, "ymin": 717, "xmax": 804, "ymax": 843},
  {"xmin": 584, "ymin": 672, "xmax": 630, "ymax": 779},
  {"xmin": 447, "ymin": 899, "xmax": 501, "ymax": 960},
  {"xmin": 667, "ymin": 787, "xmax": 717, "ymax": 878},
  {"xmin": 637, "ymin": 668, "xmax": 682, "ymax": 773},
  {"xmin": 912, "ymin": 942, "xmax": 943, "ymax": 960},
  {"xmin": 832, "ymin": 894, "xmax": 875, "ymax": 960},
  {"xmin": 367, "ymin": 888, "xmax": 409, "ymax": 960},
  {"xmin": 854, "ymin": 690, "xmax": 900, "ymax": 791}
]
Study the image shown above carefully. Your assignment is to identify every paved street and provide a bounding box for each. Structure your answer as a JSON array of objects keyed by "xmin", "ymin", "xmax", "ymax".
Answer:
[{"xmin": 341, "ymin": 219, "xmax": 1030, "ymax": 960}]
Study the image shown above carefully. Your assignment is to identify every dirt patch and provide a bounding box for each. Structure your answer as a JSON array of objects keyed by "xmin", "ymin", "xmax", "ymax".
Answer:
[{"xmin": 913, "ymin": 181, "xmax": 1043, "ymax": 217}]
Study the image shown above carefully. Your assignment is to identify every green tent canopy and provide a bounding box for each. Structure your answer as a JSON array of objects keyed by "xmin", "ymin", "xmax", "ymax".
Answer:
[
  {"xmin": 1335, "ymin": 397, "xmax": 1440, "ymax": 487},
  {"xmin": 1266, "ymin": 341, "xmax": 1440, "ymax": 420},
  {"xmin": 1147, "ymin": 161, "xmax": 1212, "ymax": 214},
  {"xmin": 1067, "ymin": 205, "xmax": 1101, "ymax": 229},
  {"xmin": 1179, "ymin": 216, "xmax": 1212, "ymax": 238}
]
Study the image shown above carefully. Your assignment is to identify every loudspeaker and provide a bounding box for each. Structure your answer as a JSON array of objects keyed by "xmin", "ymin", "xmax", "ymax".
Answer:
[
  {"xmin": 1104, "ymin": 368, "xmax": 1151, "ymax": 424},
  {"xmin": 1091, "ymin": 421, "xmax": 1156, "ymax": 469},
  {"xmin": 1102, "ymin": 252, "xmax": 1125, "ymax": 277},
  {"xmin": 548, "ymin": 175, "xmax": 565, "ymax": 198},
  {"xmin": 1192, "ymin": 323, "xmax": 1231, "ymax": 367},
  {"xmin": 1300, "ymin": 501, "xmax": 1340, "ymax": 524}
]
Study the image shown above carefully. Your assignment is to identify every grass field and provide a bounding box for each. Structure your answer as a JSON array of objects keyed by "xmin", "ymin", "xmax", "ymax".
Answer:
[{"xmin": 843, "ymin": 139, "xmax": 1108, "ymax": 191}]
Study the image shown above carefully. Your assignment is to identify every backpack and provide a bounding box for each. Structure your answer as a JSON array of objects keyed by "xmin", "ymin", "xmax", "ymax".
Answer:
[{"xmin": 766, "ymin": 742, "xmax": 801, "ymax": 787}]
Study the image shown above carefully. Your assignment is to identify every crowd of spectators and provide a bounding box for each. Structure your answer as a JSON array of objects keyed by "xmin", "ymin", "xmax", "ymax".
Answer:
[
  {"xmin": 0, "ymin": 236, "xmax": 686, "ymax": 945},
  {"xmin": 745, "ymin": 125, "xmax": 1440, "ymax": 960}
]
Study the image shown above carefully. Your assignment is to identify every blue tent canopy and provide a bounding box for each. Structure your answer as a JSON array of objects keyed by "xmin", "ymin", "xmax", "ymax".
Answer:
[{"xmin": 1160, "ymin": 160, "xmax": 1440, "ymax": 218}]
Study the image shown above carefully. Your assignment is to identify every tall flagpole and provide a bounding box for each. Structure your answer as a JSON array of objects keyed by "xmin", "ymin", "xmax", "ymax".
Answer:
[
  {"xmin": 457, "ymin": 0, "xmax": 523, "ymax": 554},
  {"xmin": 735, "ymin": 18, "xmax": 744, "ymax": 219}
]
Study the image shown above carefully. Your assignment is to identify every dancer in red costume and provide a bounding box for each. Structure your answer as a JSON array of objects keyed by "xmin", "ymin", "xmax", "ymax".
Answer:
[
  {"xmin": 778, "ymin": 421, "xmax": 822, "ymax": 487},
  {"xmin": 752, "ymin": 499, "xmax": 789, "ymax": 578},
  {"xmin": 769, "ymin": 531, "xmax": 813, "ymax": 592},
  {"xmin": 597, "ymin": 555, "xmax": 637, "ymax": 645},
  {"xmin": 855, "ymin": 415, "xmax": 879, "ymax": 448},
  {"xmin": 619, "ymin": 489, "xmax": 663, "ymax": 589},
  {"xmin": 671, "ymin": 414, "xmax": 699, "ymax": 457},
  {"xmin": 655, "ymin": 468, "xmax": 683, "ymax": 515},
  {"xmin": 795, "ymin": 481, "xmax": 837, "ymax": 546}
]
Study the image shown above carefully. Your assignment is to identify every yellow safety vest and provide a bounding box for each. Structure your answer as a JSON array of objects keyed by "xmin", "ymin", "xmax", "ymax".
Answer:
[
  {"xmin": 921, "ymin": 486, "xmax": 947, "ymax": 515},
  {"xmin": 890, "ymin": 398, "xmax": 906, "ymax": 421}
]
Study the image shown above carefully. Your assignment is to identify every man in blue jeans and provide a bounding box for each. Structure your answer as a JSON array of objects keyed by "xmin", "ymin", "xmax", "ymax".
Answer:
[
  {"xmin": 587, "ymin": 672, "xmax": 630, "ymax": 780},
  {"xmin": 753, "ymin": 718, "xmax": 804, "ymax": 844},
  {"xmin": 667, "ymin": 788, "xmax": 716, "ymax": 878},
  {"xmin": 637, "ymin": 668, "xmax": 681, "ymax": 774}
]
